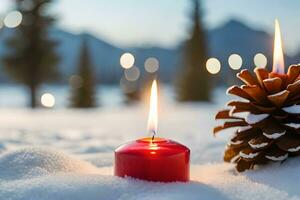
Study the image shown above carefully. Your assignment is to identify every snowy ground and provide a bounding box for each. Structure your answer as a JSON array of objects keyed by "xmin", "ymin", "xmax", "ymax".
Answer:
[{"xmin": 0, "ymin": 86, "xmax": 300, "ymax": 200}]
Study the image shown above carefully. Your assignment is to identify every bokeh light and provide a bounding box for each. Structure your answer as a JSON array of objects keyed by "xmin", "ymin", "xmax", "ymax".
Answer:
[
  {"xmin": 254, "ymin": 53, "xmax": 268, "ymax": 68},
  {"xmin": 206, "ymin": 58, "xmax": 221, "ymax": 74},
  {"xmin": 144, "ymin": 57, "xmax": 159, "ymax": 73},
  {"xmin": 69, "ymin": 75, "xmax": 83, "ymax": 89},
  {"xmin": 228, "ymin": 54, "xmax": 242, "ymax": 70},
  {"xmin": 124, "ymin": 66, "xmax": 140, "ymax": 81},
  {"xmin": 4, "ymin": 11, "xmax": 22, "ymax": 28},
  {"xmin": 41, "ymin": 93, "xmax": 55, "ymax": 108},
  {"xmin": 120, "ymin": 52, "xmax": 135, "ymax": 69},
  {"xmin": 120, "ymin": 76, "xmax": 138, "ymax": 93}
]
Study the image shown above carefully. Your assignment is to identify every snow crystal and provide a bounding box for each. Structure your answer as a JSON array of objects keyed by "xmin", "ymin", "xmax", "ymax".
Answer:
[
  {"xmin": 284, "ymin": 123, "xmax": 300, "ymax": 129},
  {"xmin": 238, "ymin": 125, "xmax": 252, "ymax": 132},
  {"xmin": 263, "ymin": 131, "xmax": 286, "ymax": 139},
  {"xmin": 288, "ymin": 146, "xmax": 300, "ymax": 152},
  {"xmin": 249, "ymin": 142, "xmax": 268, "ymax": 149},
  {"xmin": 282, "ymin": 105, "xmax": 300, "ymax": 114},
  {"xmin": 245, "ymin": 113, "xmax": 268, "ymax": 124},
  {"xmin": 239, "ymin": 151, "xmax": 259, "ymax": 159},
  {"xmin": 265, "ymin": 154, "xmax": 288, "ymax": 161}
]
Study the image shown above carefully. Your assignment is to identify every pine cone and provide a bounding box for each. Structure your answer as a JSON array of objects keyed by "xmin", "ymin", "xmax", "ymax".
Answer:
[{"xmin": 214, "ymin": 64, "xmax": 300, "ymax": 172}]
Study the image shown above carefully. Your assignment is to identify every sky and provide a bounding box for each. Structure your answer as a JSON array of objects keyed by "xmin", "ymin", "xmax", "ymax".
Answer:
[{"xmin": 1, "ymin": 0, "xmax": 300, "ymax": 55}]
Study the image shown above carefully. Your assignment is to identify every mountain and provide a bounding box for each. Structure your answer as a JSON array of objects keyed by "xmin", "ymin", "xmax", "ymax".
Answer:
[
  {"xmin": 0, "ymin": 19, "xmax": 299, "ymax": 84},
  {"xmin": 207, "ymin": 19, "xmax": 273, "ymax": 84}
]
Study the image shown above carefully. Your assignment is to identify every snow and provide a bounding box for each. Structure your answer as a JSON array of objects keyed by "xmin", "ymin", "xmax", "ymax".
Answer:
[
  {"xmin": 265, "ymin": 154, "xmax": 288, "ymax": 161},
  {"xmin": 288, "ymin": 146, "xmax": 300, "ymax": 152},
  {"xmin": 245, "ymin": 113, "xmax": 269, "ymax": 124},
  {"xmin": 282, "ymin": 105, "xmax": 300, "ymax": 114},
  {"xmin": 249, "ymin": 142, "xmax": 269, "ymax": 149},
  {"xmin": 263, "ymin": 131, "xmax": 286, "ymax": 139},
  {"xmin": 238, "ymin": 125, "xmax": 252, "ymax": 132},
  {"xmin": 284, "ymin": 123, "xmax": 300, "ymax": 129},
  {"xmin": 0, "ymin": 87, "xmax": 299, "ymax": 199},
  {"xmin": 239, "ymin": 151, "xmax": 259, "ymax": 159}
]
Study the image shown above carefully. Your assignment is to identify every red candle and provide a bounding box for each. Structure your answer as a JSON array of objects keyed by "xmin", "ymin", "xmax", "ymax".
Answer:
[
  {"xmin": 114, "ymin": 137, "xmax": 190, "ymax": 182},
  {"xmin": 114, "ymin": 80, "xmax": 190, "ymax": 182}
]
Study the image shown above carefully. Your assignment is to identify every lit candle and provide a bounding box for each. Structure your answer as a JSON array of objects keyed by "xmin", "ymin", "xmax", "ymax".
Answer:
[
  {"xmin": 114, "ymin": 80, "xmax": 190, "ymax": 182},
  {"xmin": 270, "ymin": 19, "xmax": 287, "ymax": 79}
]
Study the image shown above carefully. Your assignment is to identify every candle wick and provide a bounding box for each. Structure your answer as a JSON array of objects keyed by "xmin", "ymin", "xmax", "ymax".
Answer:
[{"xmin": 151, "ymin": 130, "xmax": 156, "ymax": 142}]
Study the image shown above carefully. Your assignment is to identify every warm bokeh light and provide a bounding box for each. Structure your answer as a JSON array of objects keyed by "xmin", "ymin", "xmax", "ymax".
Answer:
[
  {"xmin": 41, "ymin": 93, "xmax": 55, "ymax": 108},
  {"xmin": 206, "ymin": 58, "xmax": 221, "ymax": 74},
  {"xmin": 228, "ymin": 54, "xmax": 242, "ymax": 70},
  {"xmin": 4, "ymin": 11, "xmax": 22, "ymax": 28},
  {"xmin": 124, "ymin": 66, "xmax": 140, "ymax": 81},
  {"xmin": 120, "ymin": 52, "xmax": 135, "ymax": 69},
  {"xmin": 147, "ymin": 80, "xmax": 158, "ymax": 135},
  {"xmin": 272, "ymin": 19, "xmax": 285, "ymax": 74},
  {"xmin": 144, "ymin": 57, "xmax": 159, "ymax": 73},
  {"xmin": 254, "ymin": 53, "xmax": 267, "ymax": 68}
]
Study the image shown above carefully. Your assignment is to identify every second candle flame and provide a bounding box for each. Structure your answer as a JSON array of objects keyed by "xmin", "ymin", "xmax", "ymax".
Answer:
[
  {"xmin": 272, "ymin": 19, "xmax": 285, "ymax": 74},
  {"xmin": 147, "ymin": 80, "xmax": 158, "ymax": 139}
]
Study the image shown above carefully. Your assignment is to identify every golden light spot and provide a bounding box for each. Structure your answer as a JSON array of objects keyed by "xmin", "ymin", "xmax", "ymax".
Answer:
[
  {"xmin": 206, "ymin": 58, "xmax": 221, "ymax": 74},
  {"xmin": 228, "ymin": 54, "xmax": 243, "ymax": 70},
  {"xmin": 120, "ymin": 52, "xmax": 135, "ymax": 69},
  {"xmin": 254, "ymin": 53, "xmax": 267, "ymax": 68},
  {"xmin": 4, "ymin": 11, "xmax": 22, "ymax": 28},
  {"xmin": 144, "ymin": 57, "xmax": 159, "ymax": 73},
  {"xmin": 41, "ymin": 93, "xmax": 55, "ymax": 108}
]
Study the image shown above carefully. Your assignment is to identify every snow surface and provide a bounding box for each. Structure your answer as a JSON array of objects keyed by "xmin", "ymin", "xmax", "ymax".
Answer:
[
  {"xmin": 263, "ymin": 131, "xmax": 286, "ymax": 139},
  {"xmin": 285, "ymin": 123, "xmax": 300, "ymax": 129},
  {"xmin": 245, "ymin": 113, "xmax": 269, "ymax": 124},
  {"xmin": 282, "ymin": 105, "xmax": 300, "ymax": 114},
  {"xmin": 0, "ymin": 87, "xmax": 300, "ymax": 200},
  {"xmin": 249, "ymin": 142, "xmax": 268, "ymax": 149}
]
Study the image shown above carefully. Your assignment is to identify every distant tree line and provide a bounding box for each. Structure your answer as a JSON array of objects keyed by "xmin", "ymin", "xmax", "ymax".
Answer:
[{"xmin": 3, "ymin": 0, "xmax": 210, "ymax": 108}]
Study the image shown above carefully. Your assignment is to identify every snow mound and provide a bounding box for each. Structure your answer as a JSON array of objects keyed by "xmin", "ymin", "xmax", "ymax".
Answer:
[
  {"xmin": 0, "ymin": 147, "xmax": 99, "ymax": 180},
  {"xmin": 0, "ymin": 174, "xmax": 227, "ymax": 200},
  {"xmin": 0, "ymin": 148, "xmax": 227, "ymax": 200},
  {"xmin": 1, "ymin": 147, "xmax": 300, "ymax": 200}
]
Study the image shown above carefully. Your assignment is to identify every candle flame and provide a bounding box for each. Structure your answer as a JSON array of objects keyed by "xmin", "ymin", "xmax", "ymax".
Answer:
[
  {"xmin": 147, "ymin": 80, "xmax": 158, "ymax": 138},
  {"xmin": 272, "ymin": 19, "xmax": 285, "ymax": 74}
]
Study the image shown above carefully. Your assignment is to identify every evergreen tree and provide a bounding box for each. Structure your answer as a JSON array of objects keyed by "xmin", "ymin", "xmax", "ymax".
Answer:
[
  {"xmin": 70, "ymin": 36, "xmax": 96, "ymax": 108},
  {"xmin": 3, "ymin": 0, "xmax": 59, "ymax": 108},
  {"xmin": 176, "ymin": 0, "xmax": 211, "ymax": 101}
]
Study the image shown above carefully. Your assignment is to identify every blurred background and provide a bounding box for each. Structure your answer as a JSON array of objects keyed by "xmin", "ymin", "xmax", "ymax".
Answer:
[{"xmin": 0, "ymin": 0, "xmax": 299, "ymax": 108}]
